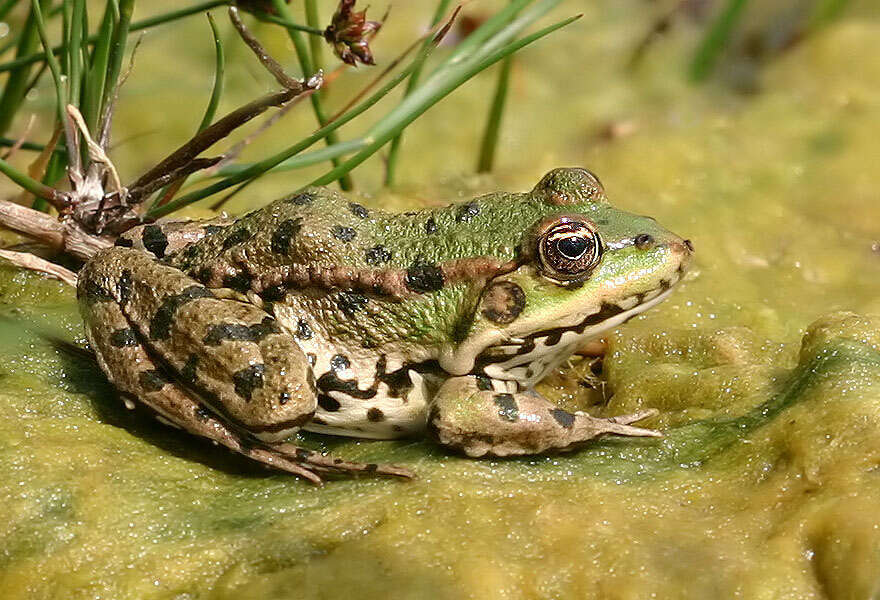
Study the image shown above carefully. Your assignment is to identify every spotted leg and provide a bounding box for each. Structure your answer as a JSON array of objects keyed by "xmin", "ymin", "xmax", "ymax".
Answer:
[
  {"xmin": 428, "ymin": 376, "xmax": 661, "ymax": 457},
  {"xmin": 78, "ymin": 247, "xmax": 413, "ymax": 483}
]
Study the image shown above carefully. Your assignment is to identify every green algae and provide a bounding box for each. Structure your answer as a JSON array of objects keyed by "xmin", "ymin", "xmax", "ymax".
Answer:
[{"xmin": 1, "ymin": 1, "xmax": 880, "ymax": 598}]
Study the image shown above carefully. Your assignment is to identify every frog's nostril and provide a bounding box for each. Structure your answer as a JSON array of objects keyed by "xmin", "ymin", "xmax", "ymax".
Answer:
[
  {"xmin": 634, "ymin": 234, "xmax": 655, "ymax": 250},
  {"xmin": 683, "ymin": 239, "xmax": 694, "ymax": 253}
]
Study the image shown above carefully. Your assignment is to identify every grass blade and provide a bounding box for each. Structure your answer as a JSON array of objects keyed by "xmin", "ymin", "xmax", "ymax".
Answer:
[
  {"xmin": 198, "ymin": 12, "xmax": 225, "ymax": 131},
  {"xmin": 807, "ymin": 0, "xmax": 852, "ymax": 31},
  {"xmin": 689, "ymin": 0, "xmax": 749, "ymax": 82},
  {"xmin": 441, "ymin": 0, "xmax": 531, "ymax": 67},
  {"xmin": 0, "ymin": 0, "xmax": 229, "ymax": 75},
  {"xmin": 151, "ymin": 12, "xmax": 226, "ymax": 208},
  {"xmin": 271, "ymin": 0, "xmax": 352, "ymax": 191},
  {"xmin": 67, "ymin": 0, "xmax": 86, "ymax": 108},
  {"xmin": 29, "ymin": 0, "xmax": 66, "ymax": 125},
  {"xmin": 99, "ymin": 0, "xmax": 134, "ymax": 129},
  {"xmin": 0, "ymin": 0, "xmax": 20, "ymax": 22},
  {"xmin": 0, "ymin": 0, "xmax": 47, "ymax": 136},
  {"xmin": 146, "ymin": 28, "xmax": 446, "ymax": 219},
  {"xmin": 304, "ymin": 0, "xmax": 324, "ymax": 71},
  {"xmin": 0, "ymin": 155, "xmax": 62, "ymax": 202},
  {"xmin": 82, "ymin": 1, "xmax": 114, "ymax": 134},
  {"xmin": 311, "ymin": 5, "xmax": 576, "ymax": 187},
  {"xmin": 476, "ymin": 54, "xmax": 512, "ymax": 173},
  {"xmin": 384, "ymin": 0, "xmax": 451, "ymax": 187}
]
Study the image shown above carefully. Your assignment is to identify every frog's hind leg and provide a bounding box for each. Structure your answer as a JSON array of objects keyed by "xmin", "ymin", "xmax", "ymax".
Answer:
[
  {"xmin": 78, "ymin": 248, "xmax": 413, "ymax": 482},
  {"xmin": 428, "ymin": 376, "xmax": 660, "ymax": 457}
]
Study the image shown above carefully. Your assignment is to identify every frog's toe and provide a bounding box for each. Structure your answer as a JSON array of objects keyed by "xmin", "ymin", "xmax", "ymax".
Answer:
[
  {"xmin": 575, "ymin": 409, "xmax": 662, "ymax": 438},
  {"xmin": 245, "ymin": 446, "xmax": 326, "ymax": 485},
  {"xmin": 270, "ymin": 442, "xmax": 415, "ymax": 480},
  {"xmin": 606, "ymin": 408, "xmax": 659, "ymax": 426}
]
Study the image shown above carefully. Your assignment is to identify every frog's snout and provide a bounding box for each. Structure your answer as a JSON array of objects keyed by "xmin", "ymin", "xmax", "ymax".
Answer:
[
  {"xmin": 670, "ymin": 238, "xmax": 694, "ymax": 257},
  {"xmin": 668, "ymin": 237, "xmax": 694, "ymax": 274}
]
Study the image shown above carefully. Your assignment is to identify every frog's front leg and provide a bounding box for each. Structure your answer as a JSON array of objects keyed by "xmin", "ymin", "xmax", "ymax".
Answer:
[
  {"xmin": 78, "ymin": 247, "xmax": 412, "ymax": 483},
  {"xmin": 428, "ymin": 376, "xmax": 660, "ymax": 457}
]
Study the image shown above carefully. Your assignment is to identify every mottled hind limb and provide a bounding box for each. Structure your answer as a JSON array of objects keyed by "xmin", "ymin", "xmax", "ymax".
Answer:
[{"xmin": 429, "ymin": 376, "xmax": 660, "ymax": 457}]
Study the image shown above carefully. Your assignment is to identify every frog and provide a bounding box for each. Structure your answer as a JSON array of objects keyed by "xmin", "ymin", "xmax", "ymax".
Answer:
[{"xmin": 77, "ymin": 167, "xmax": 693, "ymax": 483}]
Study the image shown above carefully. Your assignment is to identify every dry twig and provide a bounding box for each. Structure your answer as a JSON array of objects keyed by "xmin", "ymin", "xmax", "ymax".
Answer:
[{"xmin": 0, "ymin": 249, "xmax": 77, "ymax": 286}]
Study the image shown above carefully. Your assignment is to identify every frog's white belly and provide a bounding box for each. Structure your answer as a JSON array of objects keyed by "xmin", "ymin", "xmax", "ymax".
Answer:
[
  {"xmin": 272, "ymin": 302, "xmax": 435, "ymax": 439},
  {"xmin": 306, "ymin": 366, "xmax": 433, "ymax": 439}
]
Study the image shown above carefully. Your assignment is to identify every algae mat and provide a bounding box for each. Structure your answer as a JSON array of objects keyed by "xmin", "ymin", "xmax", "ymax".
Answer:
[{"xmin": 2, "ymin": 4, "xmax": 880, "ymax": 599}]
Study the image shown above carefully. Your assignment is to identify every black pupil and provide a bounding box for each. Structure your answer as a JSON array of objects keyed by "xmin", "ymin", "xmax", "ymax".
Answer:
[{"xmin": 557, "ymin": 235, "xmax": 589, "ymax": 259}]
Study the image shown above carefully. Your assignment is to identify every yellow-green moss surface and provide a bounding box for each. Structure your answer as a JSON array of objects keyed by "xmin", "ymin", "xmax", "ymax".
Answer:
[{"xmin": 1, "ymin": 2, "xmax": 879, "ymax": 598}]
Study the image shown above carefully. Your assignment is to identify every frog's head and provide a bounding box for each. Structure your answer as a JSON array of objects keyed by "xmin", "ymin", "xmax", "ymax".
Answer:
[{"xmin": 441, "ymin": 167, "xmax": 693, "ymax": 382}]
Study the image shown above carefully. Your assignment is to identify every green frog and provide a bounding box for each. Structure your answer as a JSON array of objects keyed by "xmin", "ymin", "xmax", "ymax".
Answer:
[{"xmin": 77, "ymin": 168, "xmax": 692, "ymax": 483}]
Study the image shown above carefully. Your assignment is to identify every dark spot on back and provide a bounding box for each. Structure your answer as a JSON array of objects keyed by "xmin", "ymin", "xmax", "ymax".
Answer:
[
  {"xmin": 330, "ymin": 354, "xmax": 350, "ymax": 372},
  {"xmin": 349, "ymin": 203, "xmax": 369, "ymax": 219},
  {"xmin": 203, "ymin": 317, "xmax": 279, "ymax": 346},
  {"xmin": 278, "ymin": 392, "xmax": 291, "ymax": 405},
  {"xmin": 81, "ymin": 280, "xmax": 114, "ymax": 303},
  {"xmin": 550, "ymin": 408, "xmax": 575, "ymax": 429},
  {"xmin": 405, "ymin": 261, "xmax": 445, "ymax": 293},
  {"xmin": 425, "ymin": 217, "xmax": 438, "ymax": 235},
  {"xmin": 494, "ymin": 393, "xmax": 519, "ymax": 422},
  {"xmin": 194, "ymin": 267, "xmax": 213, "ymax": 285},
  {"xmin": 318, "ymin": 394, "xmax": 341, "ymax": 411},
  {"xmin": 181, "ymin": 354, "xmax": 199, "ymax": 384},
  {"xmin": 109, "ymin": 328, "xmax": 137, "ymax": 347},
  {"xmin": 455, "ymin": 202, "xmax": 480, "ymax": 223},
  {"xmin": 367, "ymin": 407, "xmax": 384, "ymax": 422},
  {"xmin": 114, "ymin": 236, "xmax": 133, "ymax": 248},
  {"xmin": 365, "ymin": 245, "xmax": 392, "ymax": 265},
  {"xmin": 271, "ymin": 218, "xmax": 302, "ymax": 254},
  {"xmin": 221, "ymin": 227, "xmax": 251, "ymax": 251},
  {"xmin": 195, "ymin": 404, "xmax": 212, "ymax": 422},
  {"xmin": 475, "ymin": 375, "xmax": 493, "ymax": 391},
  {"xmin": 261, "ymin": 284, "xmax": 286, "ymax": 302},
  {"xmin": 118, "ymin": 269, "xmax": 133, "ymax": 306},
  {"xmin": 232, "ymin": 364, "xmax": 265, "ymax": 400},
  {"xmin": 150, "ymin": 286, "xmax": 215, "ymax": 340},
  {"xmin": 141, "ymin": 225, "xmax": 169, "ymax": 258},
  {"xmin": 336, "ymin": 291, "xmax": 368, "ymax": 317},
  {"xmin": 139, "ymin": 369, "xmax": 169, "ymax": 392},
  {"xmin": 203, "ymin": 225, "xmax": 225, "ymax": 236},
  {"xmin": 332, "ymin": 225, "xmax": 356, "ymax": 242},
  {"xmin": 295, "ymin": 318, "xmax": 313, "ymax": 340},
  {"xmin": 222, "ymin": 271, "xmax": 253, "ymax": 294},
  {"xmin": 284, "ymin": 192, "xmax": 314, "ymax": 205}
]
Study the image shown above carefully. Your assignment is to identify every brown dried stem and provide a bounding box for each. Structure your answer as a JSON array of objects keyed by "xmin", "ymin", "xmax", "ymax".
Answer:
[
  {"xmin": 228, "ymin": 5, "xmax": 301, "ymax": 90},
  {"xmin": 0, "ymin": 248, "xmax": 77, "ymax": 285},
  {"xmin": 126, "ymin": 85, "xmax": 317, "ymax": 205},
  {"xmin": 0, "ymin": 198, "xmax": 113, "ymax": 260},
  {"xmin": 126, "ymin": 8, "xmax": 323, "ymax": 208}
]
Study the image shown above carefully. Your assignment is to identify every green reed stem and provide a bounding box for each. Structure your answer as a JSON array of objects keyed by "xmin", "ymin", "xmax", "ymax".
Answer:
[
  {"xmin": 0, "ymin": 0, "xmax": 229, "ymax": 74},
  {"xmin": 384, "ymin": 0, "xmax": 451, "ymax": 187},
  {"xmin": 689, "ymin": 0, "xmax": 749, "ymax": 82},
  {"xmin": 476, "ymin": 54, "xmax": 512, "ymax": 173},
  {"xmin": 271, "ymin": 0, "xmax": 351, "ymax": 191}
]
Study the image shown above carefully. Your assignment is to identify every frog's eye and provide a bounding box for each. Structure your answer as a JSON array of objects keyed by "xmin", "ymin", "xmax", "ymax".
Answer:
[{"xmin": 537, "ymin": 220, "xmax": 602, "ymax": 281}]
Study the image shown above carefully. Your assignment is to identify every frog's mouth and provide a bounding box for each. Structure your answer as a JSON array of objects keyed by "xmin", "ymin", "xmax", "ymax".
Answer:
[{"xmin": 471, "ymin": 269, "xmax": 683, "ymax": 384}]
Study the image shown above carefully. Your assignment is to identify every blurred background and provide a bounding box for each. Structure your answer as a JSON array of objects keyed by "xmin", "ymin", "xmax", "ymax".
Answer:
[{"xmin": 1, "ymin": 2, "xmax": 880, "ymax": 598}]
